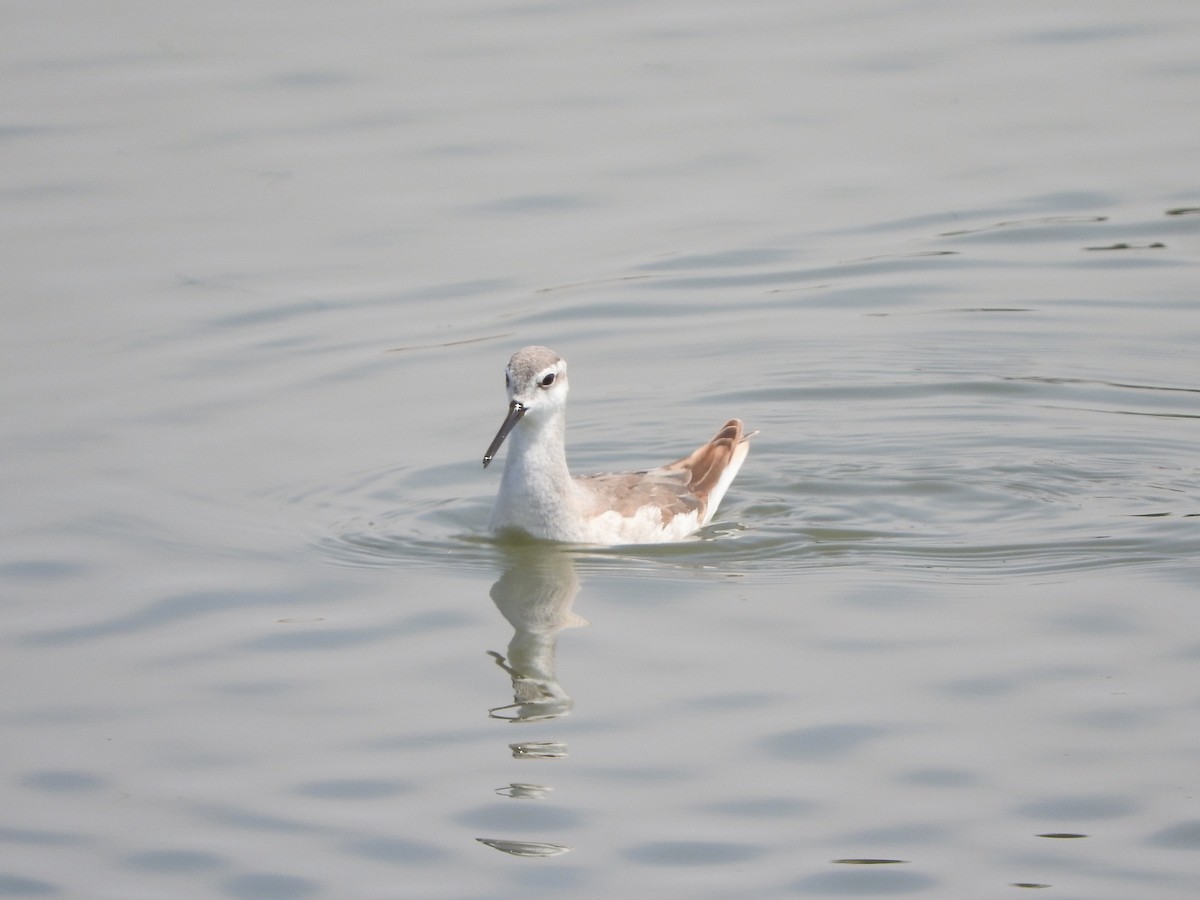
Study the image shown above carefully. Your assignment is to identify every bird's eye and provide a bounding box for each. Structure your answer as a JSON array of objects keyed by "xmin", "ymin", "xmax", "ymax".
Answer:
[
  {"xmin": 540, "ymin": 373, "xmax": 556, "ymax": 387},
  {"xmin": 505, "ymin": 372, "xmax": 511, "ymax": 388}
]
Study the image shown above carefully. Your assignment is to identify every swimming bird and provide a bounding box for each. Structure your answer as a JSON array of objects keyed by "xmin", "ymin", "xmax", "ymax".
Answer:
[{"xmin": 482, "ymin": 346, "xmax": 752, "ymax": 545}]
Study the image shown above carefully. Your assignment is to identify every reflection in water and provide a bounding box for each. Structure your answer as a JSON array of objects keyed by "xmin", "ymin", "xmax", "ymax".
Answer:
[
  {"xmin": 477, "ymin": 545, "xmax": 585, "ymax": 858},
  {"xmin": 507, "ymin": 741, "xmax": 568, "ymax": 760},
  {"xmin": 474, "ymin": 838, "xmax": 571, "ymax": 858},
  {"xmin": 833, "ymin": 858, "xmax": 909, "ymax": 865},
  {"xmin": 495, "ymin": 783, "xmax": 553, "ymax": 800},
  {"xmin": 487, "ymin": 545, "xmax": 587, "ymax": 723}
]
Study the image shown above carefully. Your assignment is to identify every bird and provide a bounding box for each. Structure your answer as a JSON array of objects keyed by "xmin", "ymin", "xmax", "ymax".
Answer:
[{"xmin": 482, "ymin": 345, "xmax": 751, "ymax": 545}]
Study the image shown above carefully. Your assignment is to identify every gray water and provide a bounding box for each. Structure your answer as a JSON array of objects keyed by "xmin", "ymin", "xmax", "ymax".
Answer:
[{"xmin": 3, "ymin": 1, "xmax": 1199, "ymax": 898}]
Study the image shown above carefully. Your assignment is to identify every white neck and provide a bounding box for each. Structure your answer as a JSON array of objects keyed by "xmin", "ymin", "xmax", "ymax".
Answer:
[{"xmin": 490, "ymin": 408, "xmax": 585, "ymax": 539}]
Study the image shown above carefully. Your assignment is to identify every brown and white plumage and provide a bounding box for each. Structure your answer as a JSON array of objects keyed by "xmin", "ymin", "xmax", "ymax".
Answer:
[{"xmin": 482, "ymin": 346, "xmax": 752, "ymax": 545}]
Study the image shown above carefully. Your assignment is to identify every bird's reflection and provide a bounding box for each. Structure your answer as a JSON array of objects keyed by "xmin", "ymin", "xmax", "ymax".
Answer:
[
  {"xmin": 487, "ymin": 543, "xmax": 587, "ymax": 723},
  {"xmin": 477, "ymin": 544, "xmax": 584, "ymax": 857},
  {"xmin": 474, "ymin": 837, "xmax": 571, "ymax": 858}
]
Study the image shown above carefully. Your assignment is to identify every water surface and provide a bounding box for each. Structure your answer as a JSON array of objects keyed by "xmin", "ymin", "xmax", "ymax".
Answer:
[{"xmin": 2, "ymin": 1, "xmax": 1199, "ymax": 897}]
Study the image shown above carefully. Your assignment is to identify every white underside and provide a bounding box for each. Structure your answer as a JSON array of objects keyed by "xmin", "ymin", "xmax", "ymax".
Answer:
[
  {"xmin": 578, "ymin": 505, "xmax": 704, "ymax": 545},
  {"xmin": 491, "ymin": 481, "xmax": 705, "ymax": 545},
  {"xmin": 491, "ymin": 467, "xmax": 730, "ymax": 546}
]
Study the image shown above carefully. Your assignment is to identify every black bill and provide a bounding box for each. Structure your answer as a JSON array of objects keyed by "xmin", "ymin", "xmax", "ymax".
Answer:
[{"xmin": 482, "ymin": 401, "xmax": 526, "ymax": 468}]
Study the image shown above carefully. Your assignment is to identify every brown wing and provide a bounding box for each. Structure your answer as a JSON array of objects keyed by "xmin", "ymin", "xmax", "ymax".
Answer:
[
  {"xmin": 576, "ymin": 419, "xmax": 749, "ymax": 525},
  {"xmin": 661, "ymin": 419, "xmax": 746, "ymax": 504},
  {"xmin": 576, "ymin": 467, "xmax": 701, "ymax": 523}
]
